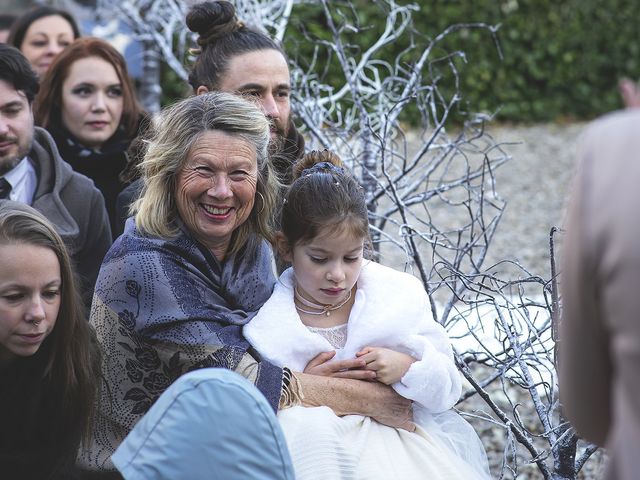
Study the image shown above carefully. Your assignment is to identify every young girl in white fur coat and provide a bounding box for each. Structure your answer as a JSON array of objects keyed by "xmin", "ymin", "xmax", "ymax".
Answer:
[{"xmin": 244, "ymin": 151, "xmax": 490, "ymax": 480}]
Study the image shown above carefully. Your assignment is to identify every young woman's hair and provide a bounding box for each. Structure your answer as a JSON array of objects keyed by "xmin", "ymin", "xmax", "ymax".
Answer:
[
  {"xmin": 8, "ymin": 6, "xmax": 80, "ymax": 51},
  {"xmin": 186, "ymin": 0, "xmax": 287, "ymax": 91},
  {"xmin": 33, "ymin": 37, "xmax": 142, "ymax": 138},
  {"xmin": 0, "ymin": 201, "xmax": 101, "ymax": 444},
  {"xmin": 281, "ymin": 150, "xmax": 370, "ymax": 247},
  {"xmin": 134, "ymin": 92, "xmax": 279, "ymax": 256}
]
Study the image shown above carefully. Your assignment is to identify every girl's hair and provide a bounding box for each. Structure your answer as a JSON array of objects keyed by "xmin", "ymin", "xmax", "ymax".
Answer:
[
  {"xmin": 134, "ymin": 92, "xmax": 279, "ymax": 256},
  {"xmin": 33, "ymin": 37, "xmax": 142, "ymax": 138},
  {"xmin": 0, "ymin": 201, "xmax": 101, "ymax": 444},
  {"xmin": 186, "ymin": 0, "xmax": 287, "ymax": 91},
  {"xmin": 281, "ymin": 150, "xmax": 370, "ymax": 247},
  {"xmin": 8, "ymin": 6, "xmax": 81, "ymax": 51}
]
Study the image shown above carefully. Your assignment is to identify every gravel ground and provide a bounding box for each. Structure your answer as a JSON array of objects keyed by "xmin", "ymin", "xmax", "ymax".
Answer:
[
  {"xmin": 377, "ymin": 121, "xmax": 585, "ymax": 279},
  {"xmin": 481, "ymin": 122, "xmax": 585, "ymax": 276}
]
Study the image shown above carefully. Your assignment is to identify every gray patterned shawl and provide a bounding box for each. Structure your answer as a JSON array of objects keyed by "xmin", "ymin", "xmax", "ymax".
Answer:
[{"xmin": 79, "ymin": 219, "xmax": 283, "ymax": 470}]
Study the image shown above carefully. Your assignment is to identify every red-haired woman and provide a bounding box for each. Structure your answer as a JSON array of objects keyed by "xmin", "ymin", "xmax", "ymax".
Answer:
[{"xmin": 34, "ymin": 37, "xmax": 146, "ymax": 238}]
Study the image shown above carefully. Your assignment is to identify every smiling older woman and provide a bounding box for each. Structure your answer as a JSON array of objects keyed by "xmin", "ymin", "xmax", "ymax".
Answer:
[{"xmin": 80, "ymin": 92, "xmax": 413, "ymax": 477}]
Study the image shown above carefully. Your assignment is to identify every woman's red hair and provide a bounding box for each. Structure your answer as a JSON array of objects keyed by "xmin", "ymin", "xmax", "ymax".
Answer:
[{"xmin": 34, "ymin": 37, "xmax": 141, "ymax": 138}]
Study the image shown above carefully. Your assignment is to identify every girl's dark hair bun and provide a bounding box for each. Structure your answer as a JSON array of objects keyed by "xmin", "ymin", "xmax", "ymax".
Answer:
[
  {"xmin": 186, "ymin": 1, "xmax": 241, "ymax": 47},
  {"xmin": 292, "ymin": 150, "xmax": 344, "ymax": 180}
]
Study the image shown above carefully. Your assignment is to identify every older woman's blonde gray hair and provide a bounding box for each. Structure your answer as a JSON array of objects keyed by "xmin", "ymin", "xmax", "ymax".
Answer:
[{"xmin": 134, "ymin": 92, "xmax": 278, "ymax": 256}]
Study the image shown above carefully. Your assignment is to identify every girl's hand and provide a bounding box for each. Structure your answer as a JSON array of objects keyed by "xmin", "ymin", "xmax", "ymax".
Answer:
[
  {"xmin": 356, "ymin": 347, "xmax": 417, "ymax": 385},
  {"xmin": 304, "ymin": 351, "xmax": 377, "ymax": 380}
]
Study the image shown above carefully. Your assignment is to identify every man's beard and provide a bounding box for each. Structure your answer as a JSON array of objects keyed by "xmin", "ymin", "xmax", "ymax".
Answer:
[
  {"xmin": 267, "ymin": 117, "xmax": 288, "ymax": 156},
  {"xmin": 267, "ymin": 117, "xmax": 304, "ymax": 185},
  {"xmin": 0, "ymin": 135, "xmax": 30, "ymax": 176},
  {"xmin": 267, "ymin": 132, "xmax": 285, "ymax": 157}
]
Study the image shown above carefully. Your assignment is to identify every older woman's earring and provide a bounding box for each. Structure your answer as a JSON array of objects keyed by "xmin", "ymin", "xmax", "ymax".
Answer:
[{"xmin": 256, "ymin": 192, "xmax": 265, "ymax": 215}]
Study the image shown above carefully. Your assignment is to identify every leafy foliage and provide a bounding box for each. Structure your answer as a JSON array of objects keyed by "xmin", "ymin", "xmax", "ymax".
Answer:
[{"xmin": 285, "ymin": 0, "xmax": 640, "ymax": 123}]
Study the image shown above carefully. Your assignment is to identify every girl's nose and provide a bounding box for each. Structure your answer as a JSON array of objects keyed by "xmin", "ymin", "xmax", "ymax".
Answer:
[{"xmin": 327, "ymin": 264, "xmax": 345, "ymax": 283}]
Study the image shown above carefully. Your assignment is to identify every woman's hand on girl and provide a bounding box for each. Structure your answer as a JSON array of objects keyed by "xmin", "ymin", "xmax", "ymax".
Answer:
[
  {"xmin": 295, "ymin": 373, "xmax": 416, "ymax": 431},
  {"xmin": 356, "ymin": 347, "xmax": 417, "ymax": 385},
  {"xmin": 304, "ymin": 350, "xmax": 377, "ymax": 380}
]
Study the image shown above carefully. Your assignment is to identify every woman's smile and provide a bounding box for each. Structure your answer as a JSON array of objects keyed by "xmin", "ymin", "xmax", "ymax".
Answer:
[
  {"xmin": 201, "ymin": 203, "xmax": 233, "ymax": 217},
  {"xmin": 175, "ymin": 130, "xmax": 258, "ymax": 259}
]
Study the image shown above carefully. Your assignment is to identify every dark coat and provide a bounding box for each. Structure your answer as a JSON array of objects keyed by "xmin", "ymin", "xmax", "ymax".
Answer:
[
  {"xmin": 114, "ymin": 178, "xmax": 142, "ymax": 236},
  {"xmin": 48, "ymin": 125, "xmax": 133, "ymax": 239},
  {"xmin": 0, "ymin": 348, "xmax": 81, "ymax": 479}
]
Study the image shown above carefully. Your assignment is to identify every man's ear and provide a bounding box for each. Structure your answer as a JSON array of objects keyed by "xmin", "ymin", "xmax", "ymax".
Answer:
[
  {"xmin": 196, "ymin": 85, "xmax": 210, "ymax": 96},
  {"xmin": 274, "ymin": 232, "xmax": 293, "ymax": 262}
]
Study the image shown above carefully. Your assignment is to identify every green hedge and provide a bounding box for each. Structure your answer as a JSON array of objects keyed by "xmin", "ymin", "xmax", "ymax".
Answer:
[{"xmin": 284, "ymin": 0, "xmax": 640, "ymax": 123}]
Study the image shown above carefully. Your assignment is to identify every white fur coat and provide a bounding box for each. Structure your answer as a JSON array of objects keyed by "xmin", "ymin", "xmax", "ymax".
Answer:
[{"xmin": 244, "ymin": 261, "xmax": 461, "ymax": 413}]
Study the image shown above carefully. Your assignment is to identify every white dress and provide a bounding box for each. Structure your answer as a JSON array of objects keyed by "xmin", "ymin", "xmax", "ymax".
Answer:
[{"xmin": 244, "ymin": 262, "xmax": 491, "ymax": 480}]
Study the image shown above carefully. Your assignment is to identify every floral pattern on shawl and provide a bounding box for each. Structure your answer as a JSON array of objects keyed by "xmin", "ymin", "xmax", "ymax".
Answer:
[{"xmin": 79, "ymin": 220, "xmax": 283, "ymax": 470}]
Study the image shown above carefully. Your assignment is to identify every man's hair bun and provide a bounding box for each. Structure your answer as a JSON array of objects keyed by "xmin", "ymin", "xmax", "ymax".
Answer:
[{"xmin": 186, "ymin": 1, "xmax": 242, "ymax": 47}]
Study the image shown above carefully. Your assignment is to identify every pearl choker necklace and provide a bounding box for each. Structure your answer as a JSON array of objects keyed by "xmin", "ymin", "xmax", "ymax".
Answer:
[{"xmin": 294, "ymin": 286, "xmax": 352, "ymax": 316}]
